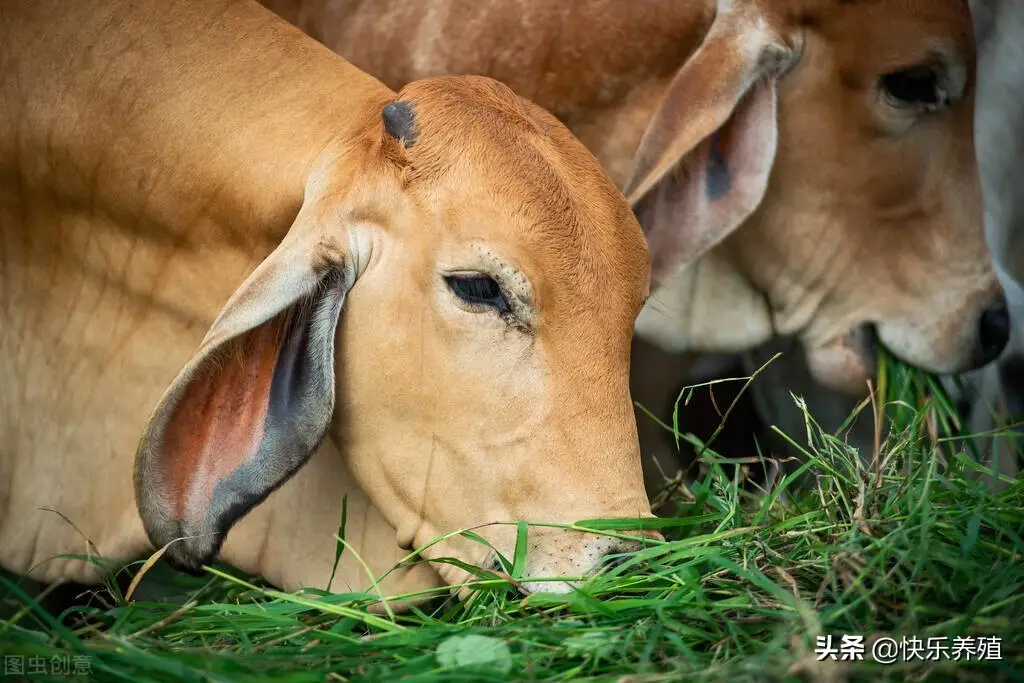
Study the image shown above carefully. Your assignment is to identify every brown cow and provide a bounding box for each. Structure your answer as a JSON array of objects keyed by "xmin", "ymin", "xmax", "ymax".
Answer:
[
  {"xmin": 260, "ymin": 0, "xmax": 1008, "ymax": 489},
  {"xmin": 667, "ymin": 0, "xmax": 1024, "ymax": 493},
  {"xmin": 0, "ymin": 0, "xmax": 662, "ymax": 603}
]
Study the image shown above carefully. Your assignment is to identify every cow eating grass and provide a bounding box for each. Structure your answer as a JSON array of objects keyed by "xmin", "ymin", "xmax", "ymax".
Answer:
[
  {"xmin": 259, "ymin": 0, "xmax": 1011, "ymax": 495},
  {"xmin": 0, "ymin": 0, "xmax": 665, "ymax": 605}
]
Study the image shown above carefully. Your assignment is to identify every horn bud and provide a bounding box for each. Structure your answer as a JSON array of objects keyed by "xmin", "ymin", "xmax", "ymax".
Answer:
[{"xmin": 382, "ymin": 101, "xmax": 418, "ymax": 148}]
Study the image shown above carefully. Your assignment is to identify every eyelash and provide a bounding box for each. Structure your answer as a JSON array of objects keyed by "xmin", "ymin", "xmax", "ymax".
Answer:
[
  {"xmin": 444, "ymin": 275, "xmax": 511, "ymax": 313},
  {"xmin": 879, "ymin": 66, "xmax": 943, "ymax": 110}
]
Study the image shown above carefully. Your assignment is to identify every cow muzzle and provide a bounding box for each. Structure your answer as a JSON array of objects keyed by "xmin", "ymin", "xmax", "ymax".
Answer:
[
  {"xmin": 805, "ymin": 289, "xmax": 1013, "ymax": 395},
  {"xmin": 435, "ymin": 526, "xmax": 664, "ymax": 597}
]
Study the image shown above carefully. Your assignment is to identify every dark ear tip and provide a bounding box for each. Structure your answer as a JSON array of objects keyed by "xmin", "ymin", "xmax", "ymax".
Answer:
[
  {"xmin": 163, "ymin": 552, "xmax": 207, "ymax": 577},
  {"xmin": 142, "ymin": 520, "xmax": 221, "ymax": 577},
  {"xmin": 161, "ymin": 537, "xmax": 219, "ymax": 576},
  {"xmin": 382, "ymin": 101, "xmax": 418, "ymax": 148}
]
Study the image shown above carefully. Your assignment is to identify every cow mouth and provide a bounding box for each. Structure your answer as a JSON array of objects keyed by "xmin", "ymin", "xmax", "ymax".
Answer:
[
  {"xmin": 854, "ymin": 323, "xmax": 882, "ymax": 369},
  {"xmin": 806, "ymin": 324, "xmax": 883, "ymax": 395},
  {"xmin": 831, "ymin": 323, "xmax": 939, "ymax": 389}
]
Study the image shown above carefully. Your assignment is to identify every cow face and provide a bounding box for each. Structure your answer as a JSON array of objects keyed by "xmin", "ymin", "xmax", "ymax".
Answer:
[
  {"xmin": 629, "ymin": 0, "xmax": 1006, "ymax": 394},
  {"xmin": 332, "ymin": 78, "xmax": 663, "ymax": 592},
  {"xmin": 134, "ymin": 76, "xmax": 661, "ymax": 594}
]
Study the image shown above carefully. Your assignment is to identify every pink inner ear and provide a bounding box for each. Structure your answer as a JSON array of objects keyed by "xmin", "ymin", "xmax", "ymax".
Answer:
[
  {"xmin": 162, "ymin": 318, "xmax": 285, "ymax": 519},
  {"xmin": 639, "ymin": 145, "xmax": 709, "ymax": 286},
  {"xmin": 638, "ymin": 80, "xmax": 779, "ymax": 289}
]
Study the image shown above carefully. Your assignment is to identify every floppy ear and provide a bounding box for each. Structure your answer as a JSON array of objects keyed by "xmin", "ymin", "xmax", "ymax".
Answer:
[
  {"xmin": 133, "ymin": 99, "xmax": 420, "ymax": 573},
  {"xmin": 133, "ymin": 171, "xmax": 360, "ymax": 574},
  {"xmin": 623, "ymin": 2, "xmax": 797, "ymax": 288}
]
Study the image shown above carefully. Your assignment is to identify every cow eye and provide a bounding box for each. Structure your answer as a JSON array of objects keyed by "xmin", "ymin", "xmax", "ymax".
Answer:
[
  {"xmin": 879, "ymin": 65, "xmax": 946, "ymax": 111},
  {"xmin": 445, "ymin": 275, "xmax": 511, "ymax": 313}
]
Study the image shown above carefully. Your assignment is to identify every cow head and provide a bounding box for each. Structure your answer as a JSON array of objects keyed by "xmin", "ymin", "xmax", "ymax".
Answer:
[
  {"xmin": 628, "ymin": 0, "xmax": 1007, "ymax": 394},
  {"xmin": 134, "ymin": 76, "xmax": 662, "ymax": 594}
]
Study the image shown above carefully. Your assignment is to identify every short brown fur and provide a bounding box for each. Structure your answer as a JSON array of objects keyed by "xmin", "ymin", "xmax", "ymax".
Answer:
[
  {"xmin": 0, "ymin": 0, "xmax": 659, "ymax": 604},
  {"xmin": 261, "ymin": 0, "xmax": 1002, "ymax": 491}
]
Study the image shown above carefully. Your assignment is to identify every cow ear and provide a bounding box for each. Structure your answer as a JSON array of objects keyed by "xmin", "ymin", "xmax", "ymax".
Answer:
[
  {"xmin": 134, "ymin": 167, "xmax": 361, "ymax": 574},
  {"xmin": 623, "ymin": 2, "xmax": 797, "ymax": 288}
]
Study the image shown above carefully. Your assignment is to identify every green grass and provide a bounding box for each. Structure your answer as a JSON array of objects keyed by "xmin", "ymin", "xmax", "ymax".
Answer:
[{"xmin": 1, "ymin": 353, "xmax": 1022, "ymax": 682}]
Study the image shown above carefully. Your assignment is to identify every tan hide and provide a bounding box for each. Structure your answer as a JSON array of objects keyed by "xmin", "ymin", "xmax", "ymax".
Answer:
[{"xmin": 0, "ymin": 0, "xmax": 664, "ymax": 603}]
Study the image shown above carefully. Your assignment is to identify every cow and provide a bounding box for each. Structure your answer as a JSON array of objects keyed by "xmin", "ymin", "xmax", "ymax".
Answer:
[
  {"xmin": 667, "ymin": 0, "xmax": 1024, "ymax": 491},
  {"xmin": 678, "ymin": 0, "xmax": 1024, "ymax": 491},
  {"xmin": 257, "ymin": 0, "xmax": 1009, "ymax": 491},
  {"xmin": 0, "ymin": 0, "xmax": 668, "ymax": 604}
]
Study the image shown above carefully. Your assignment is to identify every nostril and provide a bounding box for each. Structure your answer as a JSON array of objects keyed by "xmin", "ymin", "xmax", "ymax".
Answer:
[
  {"xmin": 978, "ymin": 303, "xmax": 1011, "ymax": 366},
  {"xmin": 599, "ymin": 539, "xmax": 647, "ymax": 572},
  {"xmin": 600, "ymin": 553, "xmax": 632, "ymax": 572}
]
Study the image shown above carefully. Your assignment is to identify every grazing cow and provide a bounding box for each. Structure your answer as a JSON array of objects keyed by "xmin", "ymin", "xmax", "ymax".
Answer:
[
  {"xmin": 657, "ymin": 0, "xmax": 1024, "ymax": 490},
  {"xmin": 260, "ymin": 0, "xmax": 1007, "ymax": 491},
  {"xmin": 0, "ymin": 0, "xmax": 664, "ymax": 601}
]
